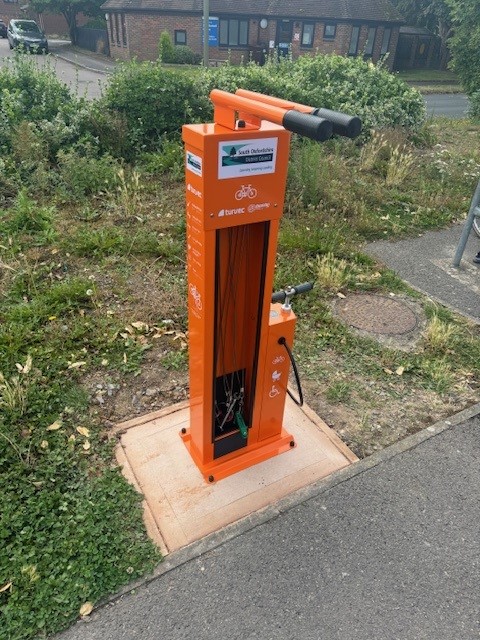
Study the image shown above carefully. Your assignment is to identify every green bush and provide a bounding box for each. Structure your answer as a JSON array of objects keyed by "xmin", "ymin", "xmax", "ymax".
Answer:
[
  {"xmin": 171, "ymin": 46, "xmax": 202, "ymax": 65},
  {"xmin": 56, "ymin": 146, "xmax": 119, "ymax": 200},
  {"xmin": 203, "ymin": 54, "xmax": 426, "ymax": 135},
  {"xmin": 0, "ymin": 55, "xmax": 75, "ymax": 139},
  {"xmin": 101, "ymin": 61, "xmax": 210, "ymax": 157},
  {"xmin": 158, "ymin": 30, "xmax": 175, "ymax": 63},
  {"xmin": 469, "ymin": 91, "xmax": 480, "ymax": 122}
]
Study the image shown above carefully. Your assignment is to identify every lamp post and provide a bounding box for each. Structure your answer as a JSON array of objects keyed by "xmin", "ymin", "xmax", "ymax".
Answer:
[{"xmin": 203, "ymin": 0, "xmax": 209, "ymax": 67}]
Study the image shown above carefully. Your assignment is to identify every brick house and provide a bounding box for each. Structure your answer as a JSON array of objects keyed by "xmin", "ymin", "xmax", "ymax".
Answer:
[{"xmin": 101, "ymin": 0, "xmax": 404, "ymax": 68}]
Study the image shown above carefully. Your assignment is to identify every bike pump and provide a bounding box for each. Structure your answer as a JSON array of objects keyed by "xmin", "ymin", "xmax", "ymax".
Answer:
[{"xmin": 181, "ymin": 89, "xmax": 361, "ymax": 482}]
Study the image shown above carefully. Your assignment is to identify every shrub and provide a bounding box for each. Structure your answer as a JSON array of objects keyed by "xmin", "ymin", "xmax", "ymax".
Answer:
[
  {"xmin": 158, "ymin": 31, "xmax": 201, "ymax": 65},
  {"xmin": 171, "ymin": 46, "xmax": 202, "ymax": 65},
  {"xmin": 291, "ymin": 55, "xmax": 426, "ymax": 132},
  {"xmin": 137, "ymin": 136, "xmax": 184, "ymax": 178},
  {"xmin": 203, "ymin": 54, "xmax": 426, "ymax": 135},
  {"xmin": 0, "ymin": 54, "xmax": 74, "ymax": 131},
  {"xmin": 102, "ymin": 61, "xmax": 210, "ymax": 157},
  {"xmin": 158, "ymin": 31, "xmax": 175, "ymax": 63},
  {"xmin": 469, "ymin": 91, "xmax": 480, "ymax": 122},
  {"xmin": 56, "ymin": 146, "xmax": 120, "ymax": 200}
]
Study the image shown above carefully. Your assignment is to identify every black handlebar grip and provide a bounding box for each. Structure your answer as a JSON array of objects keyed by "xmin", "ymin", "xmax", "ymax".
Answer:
[
  {"xmin": 293, "ymin": 282, "xmax": 314, "ymax": 295},
  {"xmin": 282, "ymin": 110, "xmax": 333, "ymax": 142},
  {"xmin": 271, "ymin": 290, "xmax": 286, "ymax": 303},
  {"xmin": 271, "ymin": 282, "xmax": 314, "ymax": 303},
  {"xmin": 311, "ymin": 108, "xmax": 362, "ymax": 139}
]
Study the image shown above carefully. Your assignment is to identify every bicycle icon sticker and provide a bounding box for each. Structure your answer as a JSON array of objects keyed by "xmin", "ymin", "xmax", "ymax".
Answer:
[{"xmin": 235, "ymin": 184, "xmax": 258, "ymax": 201}]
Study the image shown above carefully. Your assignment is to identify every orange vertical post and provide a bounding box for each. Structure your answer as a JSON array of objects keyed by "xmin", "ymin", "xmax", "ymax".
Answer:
[{"xmin": 180, "ymin": 90, "xmax": 360, "ymax": 482}]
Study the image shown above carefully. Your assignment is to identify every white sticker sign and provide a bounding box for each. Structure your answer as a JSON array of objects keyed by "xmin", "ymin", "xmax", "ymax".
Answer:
[
  {"xmin": 186, "ymin": 151, "xmax": 203, "ymax": 176},
  {"xmin": 218, "ymin": 138, "xmax": 278, "ymax": 179}
]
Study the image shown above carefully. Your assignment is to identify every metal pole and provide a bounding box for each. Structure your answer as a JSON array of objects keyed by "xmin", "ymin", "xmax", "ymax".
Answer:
[
  {"xmin": 453, "ymin": 179, "xmax": 480, "ymax": 267},
  {"xmin": 203, "ymin": 0, "xmax": 209, "ymax": 67}
]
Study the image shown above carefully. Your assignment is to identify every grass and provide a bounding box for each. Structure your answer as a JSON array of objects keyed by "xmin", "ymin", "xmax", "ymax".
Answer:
[
  {"xmin": 396, "ymin": 69, "xmax": 462, "ymax": 95},
  {"xmin": 1, "ymin": 116, "xmax": 480, "ymax": 638}
]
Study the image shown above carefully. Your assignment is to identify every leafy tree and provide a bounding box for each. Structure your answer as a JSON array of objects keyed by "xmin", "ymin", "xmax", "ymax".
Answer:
[
  {"xmin": 28, "ymin": 0, "xmax": 104, "ymax": 44},
  {"xmin": 446, "ymin": 0, "xmax": 480, "ymax": 95},
  {"xmin": 391, "ymin": 0, "xmax": 453, "ymax": 68}
]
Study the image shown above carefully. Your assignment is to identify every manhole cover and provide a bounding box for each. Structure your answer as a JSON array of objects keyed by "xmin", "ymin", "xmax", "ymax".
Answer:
[{"xmin": 335, "ymin": 294, "xmax": 418, "ymax": 335}]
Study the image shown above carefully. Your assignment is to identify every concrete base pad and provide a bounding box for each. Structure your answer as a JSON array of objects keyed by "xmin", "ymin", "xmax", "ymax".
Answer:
[{"xmin": 115, "ymin": 400, "xmax": 357, "ymax": 555}]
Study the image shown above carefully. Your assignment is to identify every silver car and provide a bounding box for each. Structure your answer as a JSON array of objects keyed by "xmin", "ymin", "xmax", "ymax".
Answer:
[{"xmin": 7, "ymin": 19, "xmax": 49, "ymax": 53}]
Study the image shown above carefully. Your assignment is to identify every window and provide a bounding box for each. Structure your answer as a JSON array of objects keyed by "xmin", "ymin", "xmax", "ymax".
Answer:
[
  {"xmin": 219, "ymin": 18, "xmax": 248, "ymax": 46},
  {"xmin": 108, "ymin": 14, "xmax": 114, "ymax": 42},
  {"xmin": 323, "ymin": 23, "xmax": 336, "ymax": 39},
  {"xmin": 348, "ymin": 26, "xmax": 360, "ymax": 55},
  {"xmin": 380, "ymin": 28, "xmax": 391, "ymax": 55},
  {"xmin": 114, "ymin": 13, "xmax": 120, "ymax": 45},
  {"xmin": 121, "ymin": 13, "xmax": 127, "ymax": 46},
  {"xmin": 175, "ymin": 29, "xmax": 186, "ymax": 45},
  {"xmin": 364, "ymin": 27, "xmax": 376, "ymax": 57},
  {"xmin": 301, "ymin": 23, "xmax": 315, "ymax": 47}
]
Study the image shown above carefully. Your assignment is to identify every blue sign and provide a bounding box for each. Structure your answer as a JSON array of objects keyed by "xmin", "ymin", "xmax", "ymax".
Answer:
[{"xmin": 202, "ymin": 16, "xmax": 219, "ymax": 46}]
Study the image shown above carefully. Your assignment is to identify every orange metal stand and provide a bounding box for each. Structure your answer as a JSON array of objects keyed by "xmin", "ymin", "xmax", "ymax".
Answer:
[{"xmin": 181, "ymin": 90, "xmax": 360, "ymax": 482}]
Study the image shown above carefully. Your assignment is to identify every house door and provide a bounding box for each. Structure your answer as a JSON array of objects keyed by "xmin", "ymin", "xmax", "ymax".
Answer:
[{"xmin": 276, "ymin": 20, "xmax": 292, "ymax": 57}]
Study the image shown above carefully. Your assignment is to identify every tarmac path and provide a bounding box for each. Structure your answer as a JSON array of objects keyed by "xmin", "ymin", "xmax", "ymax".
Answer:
[{"xmin": 56, "ymin": 411, "xmax": 480, "ymax": 640}]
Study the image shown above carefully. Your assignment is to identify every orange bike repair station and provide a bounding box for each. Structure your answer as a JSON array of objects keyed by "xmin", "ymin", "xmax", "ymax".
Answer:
[{"xmin": 181, "ymin": 89, "xmax": 361, "ymax": 483}]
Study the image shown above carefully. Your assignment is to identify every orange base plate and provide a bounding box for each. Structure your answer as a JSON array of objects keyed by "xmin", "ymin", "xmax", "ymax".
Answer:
[{"xmin": 180, "ymin": 428, "xmax": 295, "ymax": 483}]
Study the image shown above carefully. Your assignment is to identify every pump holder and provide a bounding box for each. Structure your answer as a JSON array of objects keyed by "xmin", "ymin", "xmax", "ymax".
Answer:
[{"xmin": 181, "ymin": 90, "xmax": 361, "ymax": 482}]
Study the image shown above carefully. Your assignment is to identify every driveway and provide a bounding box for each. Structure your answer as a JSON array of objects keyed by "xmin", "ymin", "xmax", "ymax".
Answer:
[{"xmin": 0, "ymin": 38, "xmax": 111, "ymax": 99}]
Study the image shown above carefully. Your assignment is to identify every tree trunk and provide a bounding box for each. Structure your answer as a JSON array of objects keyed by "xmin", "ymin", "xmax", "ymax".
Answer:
[{"xmin": 62, "ymin": 9, "xmax": 78, "ymax": 44}]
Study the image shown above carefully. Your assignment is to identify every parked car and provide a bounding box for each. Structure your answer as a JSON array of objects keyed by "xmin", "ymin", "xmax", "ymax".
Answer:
[
  {"xmin": 7, "ymin": 19, "xmax": 49, "ymax": 53},
  {"xmin": 0, "ymin": 20, "xmax": 7, "ymax": 38}
]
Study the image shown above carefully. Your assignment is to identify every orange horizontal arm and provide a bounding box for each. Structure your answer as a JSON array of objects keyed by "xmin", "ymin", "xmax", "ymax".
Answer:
[
  {"xmin": 209, "ymin": 89, "xmax": 333, "ymax": 142},
  {"xmin": 235, "ymin": 89, "xmax": 362, "ymax": 139},
  {"xmin": 235, "ymin": 89, "xmax": 314, "ymax": 114}
]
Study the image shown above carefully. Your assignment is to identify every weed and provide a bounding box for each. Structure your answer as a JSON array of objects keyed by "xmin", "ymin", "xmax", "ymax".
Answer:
[
  {"xmin": 419, "ymin": 358, "xmax": 455, "ymax": 394},
  {"xmin": 56, "ymin": 148, "xmax": 119, "ymax": 201},
  {"xmin": 316, "ymin": 252, "xmax": 348, "ymax": 292},
  {"xmin": 423, "ymin": 315, "xmax": 457, "ymax": 352},
  {"xmin": 161, "ymin": 349, "xmax": 188, "ymax": 371},
  {"xmin": 385, "ymin": 145, "xmax": 415, "ymax": 186},
  {"xmin": 326, "ymin": 380, "xmax": 353, "ymax": 403},
  {"xmin": 115, "ymin": 167, "xmax": 142, "ymax": 218},
  {"xmin": 359, "ymin": 131, "xmax": 387, "ymax": 171},
  {"xmin": 3, "ymin": 190, "xmax": 56, "ymax": 240},
  {"xmin": 0, "ymin": 355, "xmax": 31, "ymax": 416}
]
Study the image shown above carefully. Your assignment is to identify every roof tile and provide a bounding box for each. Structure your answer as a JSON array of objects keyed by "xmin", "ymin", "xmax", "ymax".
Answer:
[{"xmin": 102, "ymin": 0, "xmax": 404, "ymax": 23}]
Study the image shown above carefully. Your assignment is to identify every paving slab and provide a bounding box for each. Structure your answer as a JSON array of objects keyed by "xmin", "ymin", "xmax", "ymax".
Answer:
[{"xmin": 115, "ymin": 399, "xmax": 357, "ymax": 554}]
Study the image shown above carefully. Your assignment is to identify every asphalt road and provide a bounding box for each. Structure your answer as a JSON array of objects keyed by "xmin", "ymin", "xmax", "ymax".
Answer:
[
  {"xmin": 0, "ymin": 38, "xmax": 108, "ymax": 99},
  {"xmin": 424, "ymin": 92, "xmax": 470, "ymax": 118},
  {"xmin": 56, "ymin": 415, "xmax": 480, "ymax": 640}
]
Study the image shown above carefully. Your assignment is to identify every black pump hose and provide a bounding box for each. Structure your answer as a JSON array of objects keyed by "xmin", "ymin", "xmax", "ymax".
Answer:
[{"xmin": 278, "ymin": 337, "xmax": 304, "ymax": 407}]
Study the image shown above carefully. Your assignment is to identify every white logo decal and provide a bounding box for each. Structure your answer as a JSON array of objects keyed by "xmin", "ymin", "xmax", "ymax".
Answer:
[
  {"xmin": 272, "ymin": 370, "xmax": 281, "ymax": 381},
  {"xmin": 272, "ymin": 355, "xmax": 286, "ymax": 365},
  {"xmin": 189, "ymin": 283, "xmax": 203, "ymax": 310},
  {"xmin": 186, "ymin": 152, "xmax": 203, "ymax": 177},
  {"xmin": 218, "ymin": 207, "xmax": 245, "ymax": 217},
  {"xmin": 187, "ymin": 183, "xmax": 202, "ymax": 198},
  {"xmin": 269, "ymin": 385, "xmax": 280, "ymax": 398},
  {"xmin": 235, "ymin": 184, "xmax": 258, "ymax": 201},
  {"xmin": 248, "ymin": 202, "xmax": 270, "ymax": 213},
  {"xmin": 219, "ymin": 138, "xmax": 278, "ymax": 179}
]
